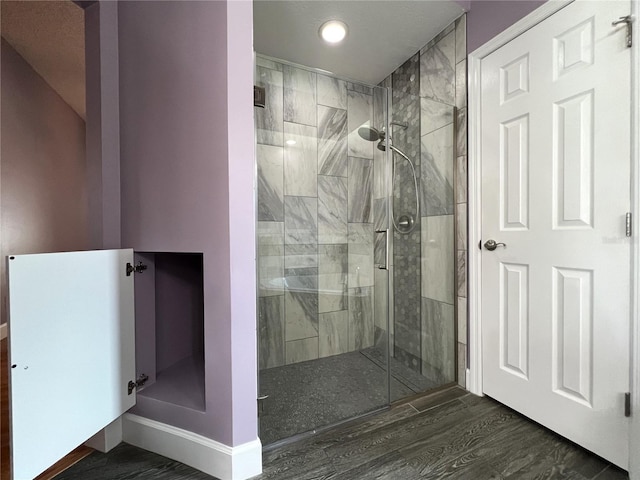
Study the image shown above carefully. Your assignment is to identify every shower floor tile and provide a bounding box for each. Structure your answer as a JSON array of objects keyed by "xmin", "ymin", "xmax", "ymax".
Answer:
[{"xmin": 259, "ymin": 350, "xmax": 416, "ymax": 445}]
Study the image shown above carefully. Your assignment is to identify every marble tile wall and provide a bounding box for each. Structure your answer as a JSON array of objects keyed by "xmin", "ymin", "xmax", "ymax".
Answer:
[
  {"xmin": 257, "ymin": 145, "xmax": 284, "ymax": 221},
  {"xmin": 421, "ymin": 297, "xmax": 455, "ymax": 383},
  {"xmin": 284, "ymin": 122, "xmax": 317, "ymax": 196},
  {"xmin": 257, "ymin": 56, "xmax": 380, "ymax": 370},
  {"xmin": 318, "ymin": 105, "xmax": 347, "ymax": 177},
  {"xmin": 385, "ymin": 14, "xmax": 467, "ymax": 388},
  {"xmin": 318, "ymin": 244, "xmax": 347, "ymax": 313},
  {"xmin": 256, "ymin": 66, "xmax": 283, "ymax": 146},
  {"xmin": 257, "ymin": 13, "xmax": 468, "ymax": 388},
  {"xmin": 389, "ymin": 53, "xmax": 422, "ymax": 374}
]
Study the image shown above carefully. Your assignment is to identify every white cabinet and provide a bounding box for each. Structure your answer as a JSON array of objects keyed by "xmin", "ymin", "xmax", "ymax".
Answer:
[
  {"xmin": 7, "ymin": 249, "xmax": 206, "ymax": 480},
  {"xmin": 8, "ymin": 249, "xmax": 136, "ymax": 480}
]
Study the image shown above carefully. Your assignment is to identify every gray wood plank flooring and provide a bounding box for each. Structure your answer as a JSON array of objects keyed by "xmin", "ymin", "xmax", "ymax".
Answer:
[{"xmin": 55, "ymin": 387, "xmax": 628, "ymax": 480}]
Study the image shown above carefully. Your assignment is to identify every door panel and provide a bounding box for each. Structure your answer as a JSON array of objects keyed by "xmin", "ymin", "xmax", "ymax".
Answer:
[
  {"xmin": 481, "ymin": 0, "xmax": 631, "ymax": 468},
  {"xmin": 552, "ymin": 266, "xmax": 593, "ymax": 405},
  {"xmin": 8, "ymin": 249, "xmax": 136, "ymax": 479},
  {"xmin": 500, "ymin": 262, "xmax": 529, "ymax": 379}
]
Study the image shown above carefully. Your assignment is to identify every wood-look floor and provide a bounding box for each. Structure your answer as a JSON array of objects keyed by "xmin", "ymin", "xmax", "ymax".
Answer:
[
  {"xmin": 256, "ymin": 387, "xmax": 628, "ymax": 480},
  {"xmin": 0, "ymin": 335, "xmax": 630, "ymax": 480},
  {"xmin": 53, "ymin": 385, "xmax": 628, "ymax": 480},
  {"xmin": 0, "ymin": 338, "xmax": 93, "ymax": 480}
]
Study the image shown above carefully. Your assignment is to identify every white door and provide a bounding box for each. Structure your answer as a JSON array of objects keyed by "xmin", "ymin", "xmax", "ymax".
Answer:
[
  {"xmin": 480, "ymin": 0, "xmax": 631, "ymax": 468},
  {"xmin": 8, "ymin": 249, "xmax": 136, "ymax": 480}
]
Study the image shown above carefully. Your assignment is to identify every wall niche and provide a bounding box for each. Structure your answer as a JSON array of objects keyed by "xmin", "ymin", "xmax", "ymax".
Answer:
[{"xmin": 133, "ymin": 252, "xmax": 205, "ymax": 412}]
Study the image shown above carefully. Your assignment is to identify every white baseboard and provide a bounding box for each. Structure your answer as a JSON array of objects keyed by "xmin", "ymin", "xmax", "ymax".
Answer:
[
  {"xmin": 122, "ymin": 414, "xmax": 262, "ymax": 480},
  {"xmin": 0, "ymin": 323, "xmax": 6, "ymax": 340},
  {"xmin": 85, "ymin": 418, "xmax": 123, "ymax": 453}
]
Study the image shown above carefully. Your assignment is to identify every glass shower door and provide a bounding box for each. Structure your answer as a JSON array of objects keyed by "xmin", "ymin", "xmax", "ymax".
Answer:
[{"xmin": 254, "ymin": 55, "xmax": 391, "ymax": 445}]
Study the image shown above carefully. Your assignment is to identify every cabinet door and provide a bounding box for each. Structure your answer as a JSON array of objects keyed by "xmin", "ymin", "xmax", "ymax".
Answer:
[{"xmin": 7, "ymin": 249, "xmax": 136, "ymax": 480}]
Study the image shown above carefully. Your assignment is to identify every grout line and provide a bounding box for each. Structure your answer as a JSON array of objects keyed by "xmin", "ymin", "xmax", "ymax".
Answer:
[{"xmin": 591, "ymin": 466, "xmax": 611, "ymax": 479}]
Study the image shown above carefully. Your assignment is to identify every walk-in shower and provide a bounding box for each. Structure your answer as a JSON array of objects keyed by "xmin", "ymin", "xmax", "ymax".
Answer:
[
  {"xmin": 255, "ymin": 13, "xmax": 466, "ymax": 446},
  {"xmin": 358, "ymin": 124, "xmax": 420, "ymax": 234}
]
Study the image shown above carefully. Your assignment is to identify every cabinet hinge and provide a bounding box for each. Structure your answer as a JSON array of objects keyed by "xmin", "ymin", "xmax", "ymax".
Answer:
[
  {"xmin": 126, "ymin": 261, "xmax": 148, "ymax": 276},
  {"xmin": 128, "ymin": 374, "xmax": 149, "ymax": 395},
  {"xmin": 625, "ymin": 392, "xmax": 631, "ymax": 417},
  {"xmin": 258, "ymin": 394, "xmax": 269, "ymax": 417},
  {"xmin": 626, "ymin": 212, "xmax": 633, "ymax": 237},
  {"xmin": 254, "ymin": 85, "xmax": 266, "ymax": 108}
]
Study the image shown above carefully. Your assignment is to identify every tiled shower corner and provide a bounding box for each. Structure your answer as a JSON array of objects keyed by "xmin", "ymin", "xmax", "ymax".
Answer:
[
  {"xmin": 256, "ymin": 57, "xmax": 379, "ymax": 369},
  {"xmin": 256, "ymin": 12, "xmax": 468, "ymax": 389}
]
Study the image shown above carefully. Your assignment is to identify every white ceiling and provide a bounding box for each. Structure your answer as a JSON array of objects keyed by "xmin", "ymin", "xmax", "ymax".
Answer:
[
  {"xmin": 0, "ymin": 0, "xmax": 465, "ymax": 121},
  {"xmin": 1, "ymin": 1, "xmax": 86, "ymax": 120},
  {"xmin": 253, "ymin": 0, "xmax": 465, "ymax": 85}
]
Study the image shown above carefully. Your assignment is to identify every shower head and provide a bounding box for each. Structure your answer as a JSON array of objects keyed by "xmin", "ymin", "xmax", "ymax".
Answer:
[
  {"xmin": 358, "ymin": 125, "xmax": 389, "ymax": 153},
  {"xmin": 358, "ymin": 121, "xmax": 409, "ymax": 143},
  {"xmin": 357, "ymin": 125, "xmax": 383, "ymax": 142},
  {"xmin": 357, "ymin": 124, "xmax": 409, "ymax": 159}
]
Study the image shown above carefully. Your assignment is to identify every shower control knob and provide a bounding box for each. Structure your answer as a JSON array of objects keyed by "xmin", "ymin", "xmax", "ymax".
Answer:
[{"xmin": 483, "ymin": 239, "xmax": 506, "ymax": 251}]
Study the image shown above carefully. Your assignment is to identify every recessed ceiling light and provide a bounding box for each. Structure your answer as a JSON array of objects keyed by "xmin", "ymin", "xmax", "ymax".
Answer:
[
  {"xmin": 286, "ymin": 139, "xmax": 297, "ymax": 146},
  {"xmin": 319, "ymin": 20, "xmax": 348, "ymax": 45}
]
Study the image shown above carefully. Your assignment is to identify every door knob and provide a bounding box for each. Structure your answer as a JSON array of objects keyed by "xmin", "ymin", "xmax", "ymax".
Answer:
[{"xmin": 484, "ymin": 239, "xmax": 506, "ymax": 251}]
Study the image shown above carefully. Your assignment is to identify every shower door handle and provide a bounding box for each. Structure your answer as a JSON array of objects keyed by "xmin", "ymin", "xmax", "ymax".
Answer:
[{"xmin": 375, "ymin": 229, "xmax": 390, "ymax": 270}]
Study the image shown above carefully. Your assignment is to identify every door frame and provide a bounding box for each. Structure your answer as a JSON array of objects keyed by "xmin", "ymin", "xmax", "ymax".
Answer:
[
  {"xmin": 467, "ymin": 0, "xmax": 640, "ymax": 476},
  {"xmin": 629, "ymin": 0, "xmax": 640, "ymax": 476}
]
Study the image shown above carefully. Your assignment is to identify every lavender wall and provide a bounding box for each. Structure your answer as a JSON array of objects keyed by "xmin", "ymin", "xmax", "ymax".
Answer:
[
  {"xmin": 466, "ymin": 0, "xmax": 547, "ymax": 52},
  {"xmin": 117, "ymin": 0, "xmax": 257, "ymax": 447},
  {"xmin": 85, "ymin": 1, "xmax": 121, "ymax": 250},
  {"xmin": 0, "ymin": 39, "xmax": 89, "ymax": 325},
  {"xmin": 225, "ymin": 0, "xmax": 258, "ymax": 447}
]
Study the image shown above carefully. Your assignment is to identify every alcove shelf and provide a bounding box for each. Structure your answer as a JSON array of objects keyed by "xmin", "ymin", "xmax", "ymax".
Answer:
[{"xmin": 133, "ymin": 252, "xmax": 205, "ymax": 412}]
